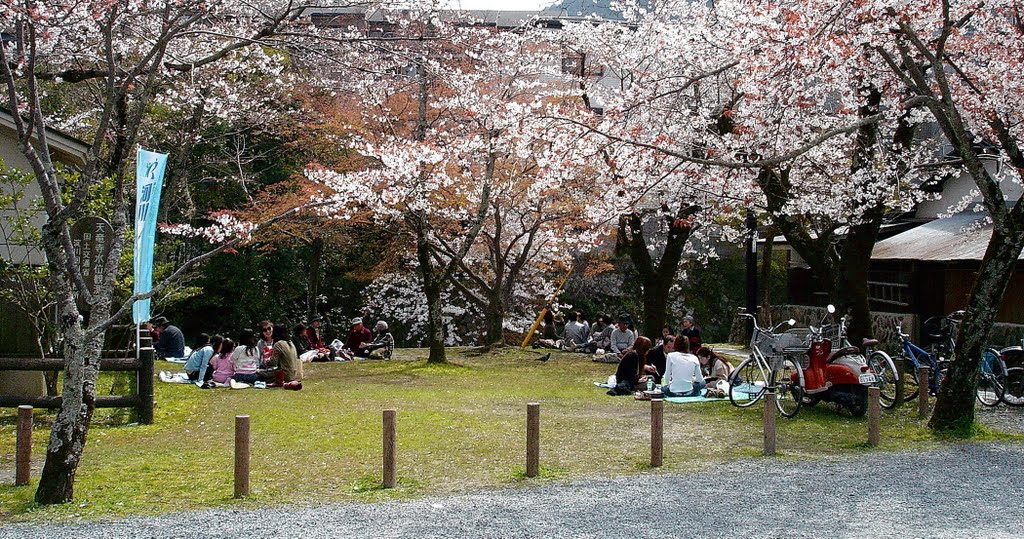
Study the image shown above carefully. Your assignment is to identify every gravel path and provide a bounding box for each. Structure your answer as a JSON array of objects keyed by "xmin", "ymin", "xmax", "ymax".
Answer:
[{"xmin": 3, "ymin": 442, "xmax": 1023, "ymax": 538}]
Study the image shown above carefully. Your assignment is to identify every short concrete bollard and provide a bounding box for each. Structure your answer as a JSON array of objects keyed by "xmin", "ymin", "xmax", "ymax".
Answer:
[
  {"xmin": 16, "ymin": 405, "xmax": 32, "ymax": 486},
  {"xmin": 868, "ymin": 386, "xmax": 881, "ymax": 446},
  {"xmin": 650, "ymin": 398, "xmax": 664, "ymax": 467},
  {"xmin": 383, "ymin": 409, "xmax": 397, "ymax": 489},
  {"xmin": 526, "ymin": 403, "xmax": 540, "ymax": 478},
  {"xmin": 234, "ymin": 415, "xmax": 250, "ymax": 498},
  {"xmin": 918, "ymin": 366, "xmax": 931, "ymax": 418},
  {"xmin": 763, "ymin": 389, "xmax": 776, "ymax": 457}
]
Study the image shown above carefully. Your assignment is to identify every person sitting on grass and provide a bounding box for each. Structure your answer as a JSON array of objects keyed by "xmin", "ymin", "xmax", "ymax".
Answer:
[
  {"xmin": 230, "ymin": 330, "xmax": 261, "ymax": 384},
  {"xmin": 256, "ymin": 321, "xmax": 275, "ymax": 367},
  {"xmin": 645, "ymin": 334, "xmax": 674, "ymax": 385},
  {"xmin": 151, "ymin": 316, "xmax": 185, "ymax": 359},
  {"xmin": 293, "ymin": 323, "xmax": 318, "ymax": 362},
  {"xmin": 184, "ymin": 333, "xmax": 222, "ymax": 383},
  {"xmin": 679, "ymin": 315, "xmax": 702, "ymax": 352},
  {"xmin": 661, "ymin": 336, "xmax": 704, "ymax": 397},
  {"xmin": 561, "ymin": 311, "xmax": 590, "ymax": 352},
  {"xmin": 607, "ymin": 336, "xmax": 654, "ymax": 396},
  {"xmin": 337, "ymin": 317, "xmax": 373, "ymax": 360},
  {"xmin": 533, "ymin": 310, "xmax": 562, "ymax": 349},
  {"xmin": 258, "ymin": 324, "xmax": 302, "ymax": 389},
  {"xmin": 580, "ymin": 314, "xmax": 614, "ymax": 353},
  {"xmin": 697, "ymin": 347, "xmax": 733, "ymax": 382},
  {"xmin": 209, "ymin": 338, "xmax": 236, "ymax": 385},
  {"xmin": 609, "ymin": 315, "xmax": 637, "ymax": 358},
  {"xmin": 360, "ymin": 320, "xmax": 395, "ymax": 360},
  {"xmin": 305, "ymin": 315, "xmax": 333, "ymax": 361}
]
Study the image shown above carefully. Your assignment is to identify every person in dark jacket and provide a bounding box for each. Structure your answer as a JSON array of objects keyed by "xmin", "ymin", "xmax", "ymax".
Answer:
[
  {"xmin": 151, "ymin": 316, "xmax": 185, "ymax": 359},
  {"xmin": 608, "ymin": 336, "xmax": 654, "ymax": 396},
  {"xmin": 645, "ymin": 335, "xmax": 674, "ymax": 384},
  {"xmin": 679, "ymin": 315, "xmax": 702, "ymax": 352}
]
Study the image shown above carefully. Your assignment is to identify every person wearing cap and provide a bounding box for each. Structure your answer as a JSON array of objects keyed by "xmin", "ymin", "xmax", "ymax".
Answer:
[
  {"xmin": 679, "ymin": 315, "xmax": 702, "ymax": 352},
  {"xmin": 360, "ymin": 321, "xmax": 395, "ymax": 360},
  {"xmin": 151, "ymin": 316, "xmax": 185, "ymax": 359},
  {"xmin": 344, "ymin": 317, "xmax": 373, "ymax": 358}
]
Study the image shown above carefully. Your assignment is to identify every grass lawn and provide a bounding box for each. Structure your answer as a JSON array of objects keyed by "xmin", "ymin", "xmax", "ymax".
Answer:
[{"xmin": 0, "ymin": 346, "xmax": 1019, "ymax": 522}]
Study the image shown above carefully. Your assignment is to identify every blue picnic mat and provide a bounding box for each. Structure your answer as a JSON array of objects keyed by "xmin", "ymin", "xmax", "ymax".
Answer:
[
  {"xmin": 664, "ymin": 384, "xmax": 762, "ymax": 403},
  {"xmin": 663, "ymin": 393, "xmax": 729, "ymax": 403}
]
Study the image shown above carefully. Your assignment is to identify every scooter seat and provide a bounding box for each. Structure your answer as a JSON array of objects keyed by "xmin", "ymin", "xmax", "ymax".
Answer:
[
  {"xmin": 862, "ymin": 338, "xmax": 879, "ymax": 348},
  {"xmin": 828, "ymin": 346, "xmax": 862, "ymax": 363}
]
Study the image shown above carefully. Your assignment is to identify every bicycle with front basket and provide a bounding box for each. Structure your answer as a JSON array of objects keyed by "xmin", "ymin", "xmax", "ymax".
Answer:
[{"xmin": 728, "ymin": 311, "xmax": 805, "ymax": 418}]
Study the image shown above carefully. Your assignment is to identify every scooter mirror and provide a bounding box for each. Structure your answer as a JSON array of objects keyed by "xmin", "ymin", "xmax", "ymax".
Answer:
[
  {"xmin": 827, "ymin": 304, "xmax": 836, "ymax": 314},
  {"xmin": 787, "ymin": 319, "xmax": 796, "ymax": 326}
]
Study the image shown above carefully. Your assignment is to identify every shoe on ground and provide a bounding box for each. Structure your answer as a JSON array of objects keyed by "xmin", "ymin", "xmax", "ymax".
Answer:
[
  {"xmin": 283, "ymin": 381, "xmax": 302, "ymax": 391},
  {"xmin": 536, "ymin": 353, "xmax": 551, "ymax": 362}
]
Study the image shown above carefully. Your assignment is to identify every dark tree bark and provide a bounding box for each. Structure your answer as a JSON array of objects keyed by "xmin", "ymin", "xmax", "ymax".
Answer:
[
  {"xmin": 616, "ymin": 205, "xmax": 699, "ymax": 340},
  {"xmin": 758, "ymin": 226, "xmax": 776, "ymax": 327},
  {"xmin": 871, "ymin": 15, "xmax": 1024, "ymax": 432}
]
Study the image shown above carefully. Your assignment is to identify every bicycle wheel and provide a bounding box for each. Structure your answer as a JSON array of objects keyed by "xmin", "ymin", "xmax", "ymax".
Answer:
[
  {"xmin": 729, "ymin": 357, "xmax": 768, "ymax": 408},
  {"xmin": 1002, "ymin": 367, "xmax": 1024, "ymax": 407},
  {"xmin": 867, "ymin": 351, "xmax": 899, "ymax": 409},
  {"xmin": 771, "ymin": 357, "xmax": 803, "ymax": 418},
  {"xmin": 976, "ymin": 348, "xmax": 1005, "ymax": 407},
  {"xmin": 896, "ymin": 355, "xmax": 920, "ymax": 402}
]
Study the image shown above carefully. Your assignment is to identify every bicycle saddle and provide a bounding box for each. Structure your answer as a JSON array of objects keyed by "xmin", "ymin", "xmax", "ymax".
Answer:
[
  {"xmin": 828, "ymin": 346, "xmax": 862, "ymax": 362},
  {"xmin": 862, "ymin": 338, "xmax": 879, "ymax": 348}
]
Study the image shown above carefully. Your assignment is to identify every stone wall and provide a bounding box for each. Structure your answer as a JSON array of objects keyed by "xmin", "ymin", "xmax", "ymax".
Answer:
[{"xmin": 728, "ymin": 304, "xmax": 919, "ymax": 352}]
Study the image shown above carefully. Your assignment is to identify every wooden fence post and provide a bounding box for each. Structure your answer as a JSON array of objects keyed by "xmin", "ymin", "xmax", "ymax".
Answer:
[
  {"xmin": 15, "ymin": 405, "xmax": 32, "ymax": 486},
  {"xmin": 138, "ymin": 328, "xmax": 155, "ymax": 425},
  {"xmin": 763, "ymin": 389, "xmax": 776, "ymax": 457},
  {"xmin": 868, "ymin": 386, "xmax": 881, "ymax": 446},
  {"xmin": 918, "ymin": 366, "xmax": 930, "ymax": 418},
  {"xmin": 651, "ymin": 398, "xmax": 663, "ymax": 467},
  {"xmin": 234, "ymin": 415, "xmax": 250, "ymax": 498},
  {"xmin": 526, "ymin": 402, "xmax": 540, "ymax": 478},
  {"xmin": 383, "ymin": 409, "xmax": 396, "ymax": 489}
]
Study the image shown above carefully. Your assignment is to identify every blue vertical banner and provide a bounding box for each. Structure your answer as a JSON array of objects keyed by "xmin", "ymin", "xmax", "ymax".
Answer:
[{"xmin": 133, "ymin": 148, "xmax": 168, "ymax": 324}]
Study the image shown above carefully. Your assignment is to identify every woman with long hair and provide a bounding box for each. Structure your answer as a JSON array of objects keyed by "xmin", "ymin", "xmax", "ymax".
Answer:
[
  {"xmin": 231, "ymin": 329, "xmax": 261, "ymax": 384},
  {"xmin": 608, "ymin": 336, "xmax": 653, "ymax": 396}
]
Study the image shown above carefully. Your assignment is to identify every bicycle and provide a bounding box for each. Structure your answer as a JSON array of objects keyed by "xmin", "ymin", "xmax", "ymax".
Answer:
[
  {"xmin": 995, "ymin": 338, "xmax": 1024, "ymax": 407},
  {"xmin": 834, "ymin": 316, "xmax": 900, "ymax": 409},
  {"xmin": 894, "ymin": 313, "xmax": 1006, "ymax": 406},
  {"xmin": 728, "ymin": 312, "xmax": 805, "ymax": 418}
]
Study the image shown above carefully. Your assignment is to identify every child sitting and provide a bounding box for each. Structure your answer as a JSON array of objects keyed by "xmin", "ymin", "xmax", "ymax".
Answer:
[{"xmin": 210, "ymin": 338, "xmax": 236, "ymax": 384}]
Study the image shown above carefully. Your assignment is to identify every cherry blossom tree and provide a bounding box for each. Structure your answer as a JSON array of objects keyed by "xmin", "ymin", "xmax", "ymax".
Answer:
[
  {"xmin": 309, "ymin": 12, "xmax": 571, "ymax": 359},
  {"xmin": 851, "ymin": 0, "xmax": 1024, "ymax": 431},
  {"xmin": 548, "ymin": 0, "xmax": 931, "ymax": 345},
  {"xmin": 0, "ymin": 0, "xmax": 377, "ymax": 503}
]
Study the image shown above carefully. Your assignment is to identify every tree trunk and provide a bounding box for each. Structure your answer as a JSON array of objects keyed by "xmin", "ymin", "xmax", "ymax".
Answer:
[
  {"xmin": 832, "ymin": 216, "xmax": 883, "ymax": 346},
  {"xmin": 758, "ymin": 227, "xmax": 775, "ymax": 327},
  {"xmin": 415, "ymin": 221, "xmax": 447, "ymax": 364},
  {"xmin": 484, "ymin": 292, "xmax": 505, "ymax": 346},
  {"xmin": 640, "ymin": 283, "xmax": 671, "ymax": 340},
  {"xmin": 930, "ymin": 226, "xmax": 1024, "ymax": 432},
  {"xmin": 307, "ymin": 237, "xmax": 323, "ymax": 320},
  {"xmin": 34, "ymin": 307, "xmax": 101, "ymax": 504}
]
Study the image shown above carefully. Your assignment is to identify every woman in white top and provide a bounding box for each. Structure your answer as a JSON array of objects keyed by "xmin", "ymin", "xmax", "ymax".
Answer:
[
  {"xmin": 231, "ymin": 329, "xmax": 262, "ymax": 384},
  {"xmin": 660, "ymin": 336, "xmax": 705, "ymax": 397}
]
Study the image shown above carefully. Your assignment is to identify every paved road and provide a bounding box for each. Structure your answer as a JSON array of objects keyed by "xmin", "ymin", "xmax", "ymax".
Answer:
[{"xmin": 3, "ymin": 442, "xmax": 1022, "ymax": 538}]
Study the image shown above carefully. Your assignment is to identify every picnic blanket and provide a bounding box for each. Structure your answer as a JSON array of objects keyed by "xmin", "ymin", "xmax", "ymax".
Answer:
[
  {"xmin": 159, "ymin": 371, "xmax": 192, "ymax": 384},
  {"xmin": 158, "ymin": 371, "xmax": 254, "ymax": 389},
  {"xmin": 661, "ymin": 384, "xmax": 763, "ymax": 403}
]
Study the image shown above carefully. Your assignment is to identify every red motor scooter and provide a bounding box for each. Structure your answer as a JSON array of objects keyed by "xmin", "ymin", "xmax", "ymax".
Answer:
[{"xmin": 795, "ymin": 305, "xmax": 878, "ymax": 416}]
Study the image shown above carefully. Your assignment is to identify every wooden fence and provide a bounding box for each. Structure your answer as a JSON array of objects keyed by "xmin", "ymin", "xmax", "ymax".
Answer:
[{"xmin": 0, "ymin": 329, "xmax": 155, "ymax": 424}]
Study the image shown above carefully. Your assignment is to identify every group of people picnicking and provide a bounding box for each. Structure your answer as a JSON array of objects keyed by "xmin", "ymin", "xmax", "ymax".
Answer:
[
  {"xmin": 533, "ymin": 310, "xmax": 732, "ymax": 398},
  {"xmin": 152, "ymin": 314, "xmax": 395, "ymax": 390}
]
